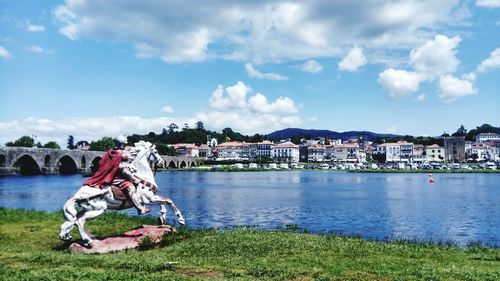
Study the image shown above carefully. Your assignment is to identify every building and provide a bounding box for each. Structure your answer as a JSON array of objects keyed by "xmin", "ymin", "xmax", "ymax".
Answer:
[
  {"xmin": 425, "ymin": 144, "xmax": 445, "ymax": 162},
  {"xmin": 398, "ymin": 141, "xmax": 414, "ymax": 162},
  {"xmin": 216, "ymin": 141, "xmax": 244, "ymax": 160},
  {"xmin": 271, "ymin": 141, "xmax": 299, "ymax": 163},
  {"xmin": 334, "ymin": 144, "xmax": 360, "ymax": 162},
  {"xmin": 172, "ymin": 143, "xmax": 199, "ymax": 158},
  {"xmin": 198, "ymin": 144, "xmax": 213, "ymax": 159},
  {"xmin": 476, "ymin": 133, "xmax": 500, "ymax": 143},
  {"xmin": 307, "ymin": 144, "xmax": 325, "ymax": 162},
  {"xmin": 444, "ymin": 136, "xmax": 465, "ymax": 163},
  {"xmin": 256, "ymin": 140, "xmax": 273, "ymax": 158}
]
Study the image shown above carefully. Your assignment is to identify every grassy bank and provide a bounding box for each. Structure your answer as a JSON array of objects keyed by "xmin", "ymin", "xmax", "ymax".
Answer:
[{"xmin": 1, "ymin": 209, "xmax": 499, "ymax": 280}]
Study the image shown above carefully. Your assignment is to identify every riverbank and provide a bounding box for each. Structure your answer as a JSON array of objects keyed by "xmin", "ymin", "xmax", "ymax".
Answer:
[{"xmin": 1, "ymin": 209, "xmax": 499, "ymax": 280}]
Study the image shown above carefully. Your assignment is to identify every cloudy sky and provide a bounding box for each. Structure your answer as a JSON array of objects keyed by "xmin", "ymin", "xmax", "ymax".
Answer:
[{"xmin": 1, "ymin": 0, "xmax": 499, "ymax": 146}]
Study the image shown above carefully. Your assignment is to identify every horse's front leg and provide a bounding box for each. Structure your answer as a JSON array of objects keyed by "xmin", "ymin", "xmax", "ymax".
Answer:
[
  {"xmin": 158, "ymin": 204, "xmax": 168, "ymax": 225},
  {"xmin": 149, "ymin": 195, "xmax": 185, "ymax": 226}
]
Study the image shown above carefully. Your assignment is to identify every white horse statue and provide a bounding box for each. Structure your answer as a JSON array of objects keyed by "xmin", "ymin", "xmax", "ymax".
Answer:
[{"xmin": 60, "ymin": 141, "xmax": 185, "ymax": 246}]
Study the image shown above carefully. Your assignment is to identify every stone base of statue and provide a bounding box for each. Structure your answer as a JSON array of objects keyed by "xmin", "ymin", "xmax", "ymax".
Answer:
[{"xmin": 69, "ymin": 225, "xmax": 175, "ymax": 254}]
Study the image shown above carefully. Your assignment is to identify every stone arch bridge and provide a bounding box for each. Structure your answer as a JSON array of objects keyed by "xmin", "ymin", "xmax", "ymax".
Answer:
[{"xmin": 0, "ymin": 147, "xmax": 198, "ymax": 176}]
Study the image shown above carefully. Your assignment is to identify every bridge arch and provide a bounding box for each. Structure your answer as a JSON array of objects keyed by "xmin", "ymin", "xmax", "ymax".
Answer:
[
  {"xmin": 90, "ymin": 157, "xmax": 101, "ymax": 173},
  {"xmin": 180, "ymin": 161, "xmax": 187, "ymax": 168},
  {"xmin": 0, "ymin": 154, "xmax": 5, "ymax": 167},
  {"xmin": 57, "ymin": 155, "xmax": 78, "ymax": 175},
  {"xmin": 168, "ymin": 160, "xmax": 177, "ymax": 169},
  {"xmin": 190, "ymin": 161, "xmax": 196, "ymax": 167},
  {"xmin": 81, "ymin": 156, "xmax": 86, "ymax": 169},
  {"xmin": 44, "ymin": 155, "xmax": 51, "ymax": 168},
  {"xmin": 14, "ymin": 154, "xmax": 42, "ymax": 175}
]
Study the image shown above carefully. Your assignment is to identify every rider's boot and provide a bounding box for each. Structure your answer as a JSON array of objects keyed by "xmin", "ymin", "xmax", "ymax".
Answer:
[{"xmin": 129, "ymin": 187, "xmax": 151, "ymax": 215}]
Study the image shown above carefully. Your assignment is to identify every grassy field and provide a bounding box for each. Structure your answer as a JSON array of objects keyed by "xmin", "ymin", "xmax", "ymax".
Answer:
[{"xmin": 1, "ymin": 208, "xmax": 499, "ymax": 280}]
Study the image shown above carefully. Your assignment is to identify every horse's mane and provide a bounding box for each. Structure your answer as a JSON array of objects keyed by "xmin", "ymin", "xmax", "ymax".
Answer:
[{"xmin": 125, "ymin": 141, "xmax": 153, "ymax": 162}]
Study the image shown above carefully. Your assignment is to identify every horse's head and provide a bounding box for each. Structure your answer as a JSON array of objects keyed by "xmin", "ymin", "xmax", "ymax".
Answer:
[
  {"xmin": 130, "ymin": 141, "xmax": 164, "ymax": 169},
  {"xmin": 147, "ymin": 144, "xmax": 164, "ymax": 168}
]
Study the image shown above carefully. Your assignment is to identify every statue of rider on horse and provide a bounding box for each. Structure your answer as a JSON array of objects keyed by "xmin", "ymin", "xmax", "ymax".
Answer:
[
  {"xmin": 59, "ymin": 136, "xmax": 185, "ymax": 247},
  {"xmin": 83, "ymin": 135, "xmax": 151, "ymax": 215}
]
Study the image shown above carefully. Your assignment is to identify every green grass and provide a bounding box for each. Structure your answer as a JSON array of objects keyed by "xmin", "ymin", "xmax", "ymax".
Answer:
[{"xmin": 1, "ymin": 208, "xmax": 499, "ymax": 280}]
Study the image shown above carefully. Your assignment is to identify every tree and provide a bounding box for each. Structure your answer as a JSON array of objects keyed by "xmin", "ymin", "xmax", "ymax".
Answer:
[
  {"xmin": 167, "ymin": 123, "xmax": 178, "ymax": 133},
  {"xmin": 6, "ymin": 136, "xmax": 35, "ymax": 147},
  {"xmin": 43, "ymin": 141, "xmax": 61, "ymax": 149},
  {"xmin": 67, "ymin": 135, "xmax": 76, "ymax": 149},
  {"xmin": 89, "ymin": 137, "xmax": 115, "ymax": 151},
  {"xmin": 183, "ymin": 123, "xmax": 190, "ymax": 130},
  {"xmin": 195, "ymin": 121, "xmax": 205, "ymax": 130},
  {"xmin": 156, "ymin": 143, "xmax": 179, "ymax": 156},
  {"xmin": 452, "ymin": 125, "xmax": 467, "ymax": 137},
  {"xmin": 441, "ymin": 132, "xmax": 450, "ymax": 138}
]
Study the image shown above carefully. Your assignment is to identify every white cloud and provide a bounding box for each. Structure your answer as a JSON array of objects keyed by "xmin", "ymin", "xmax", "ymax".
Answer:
[
  {"xmin": 202, "ymin": 81, "xmax": 301, "ymax": 134},
  {"xmin": 301, "ymin": 60, "xmax": 323, "ymax": 73},
  {"xmin": 161, "ymin": 105, "xmax": 174, "ymax": 113},
  {"xmin": 248, "ymin": 94, "xmax": 298, "ymax": 114},
  {"xmin": 477, "ymin": 48, "xmax": 500, "ymax": 72},
  {"xmin": 0, "ymin": 116, "xmax": 196, "ymax": 147},
  {"xmin": 308, "ymin": 116, "xmax": 318, "ymax": 122},
  {"xmin": 27, "ymin": 22, "xmax": 45, "ymax": 32},
  {"xmin": 0, "ymin": 46, "xmax": 11, "ymax": 58},
  {"xmin": 438, "ymin": 75, "xmax": 477, "ymax": 102},
  {"xmin": 410, "ymin": 34, "xmax": 461, "ymax": 80},
  {"xmin": 209, "ymin": 81, "xmax": 251, "ymax": 110},
  {"xmin": 244, "ymin": 63, "xmax": 288, "ymax": 80},
  {"xmin": 386, "ymin": 126, "xmax": 398, "ymax": 134},
  {"xmin": 416, "ymin": 94, "xmax": 427, "ymax": 101},
  {"xmin": 53, "ymin": 1, "xmax": 465, "ymax": 63},
  {"xmin": 377, "ymin": 69, "xmax": 423, "ymax": 98},
  {"xmin": 476, "ymin": 0, "xmax": 500, "ymax": 8},
  {"xmin": 338, "ymin": 46, "xmax": 367, "ymax": 72},
  {"xmin": 27, "ymin": 45, "xmax": 44, "ymax": 53}
]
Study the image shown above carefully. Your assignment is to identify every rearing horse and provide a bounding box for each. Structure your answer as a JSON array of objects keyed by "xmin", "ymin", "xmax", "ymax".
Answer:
[{"xmin": 59, "ymin": 141, "xmax": 185, "ymax": 246}]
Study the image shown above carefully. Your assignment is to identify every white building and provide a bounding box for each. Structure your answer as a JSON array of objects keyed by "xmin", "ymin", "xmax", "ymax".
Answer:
[
  {"xmin": 476, "ymin": 133, "xmax": 500, "ymax": 143},
  {"xmin": 308, "ymin": 144, "xmax": 325, "ymax": 162},
  {"xmin": 271, "ymin": 141, "xmax": 300, "ymax": 163},
  {"xmin": 216, "ymin": 141, "xmax": 244, "ymax": 160},
  {"xmin": 425, "ymin": 144, "xmax": 445, "ymax": 162},
  {"xmin": 334, "ymin": 144, "xmax": 360, "ymax": 162},
  {"xmin": 257, "ymin": 140, "xmax": 273, "ymax": 158},
  {"xmin": 172, "ymin": 143, "xmax": 199, "ymax": 158}
]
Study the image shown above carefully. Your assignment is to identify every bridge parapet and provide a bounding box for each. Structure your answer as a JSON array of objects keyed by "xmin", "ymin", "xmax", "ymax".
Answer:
[
  {"xmin": 0, "ymin": 147, "xmax": 198, "ymax": 175},
  {"xmin": 0, "ymin": 147, "xmax": 103, "ymax": 175},
  {"xmin": 161, "ymin": 156, "xmax": 199, "ymax": 169}
]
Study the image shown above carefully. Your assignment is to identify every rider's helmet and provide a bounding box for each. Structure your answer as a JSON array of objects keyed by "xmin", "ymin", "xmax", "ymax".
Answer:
[{"xmin": 114, "ymin": 135, "xmax": 127, "ymax": 148}]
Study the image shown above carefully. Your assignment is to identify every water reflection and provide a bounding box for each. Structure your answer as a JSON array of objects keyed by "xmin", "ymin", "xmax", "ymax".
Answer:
[{"xmin": 0, "ymin": 171, "xmax": 499, "ymax": 246}]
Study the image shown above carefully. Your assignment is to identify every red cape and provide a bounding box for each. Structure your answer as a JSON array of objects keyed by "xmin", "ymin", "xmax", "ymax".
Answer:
[{"xmin": 84, "ymin": 148, "xmax": 123, "ymax": 189}]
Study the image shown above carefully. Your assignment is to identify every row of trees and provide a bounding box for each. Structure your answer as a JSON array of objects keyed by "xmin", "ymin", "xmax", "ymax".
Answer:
[
  {"xmin": 5, "ymin": 136, "xmax": 60, "ymax": 149},
  {"xmin": 372, "ymin": 124, "xmax": 500, "ymax": 145}
]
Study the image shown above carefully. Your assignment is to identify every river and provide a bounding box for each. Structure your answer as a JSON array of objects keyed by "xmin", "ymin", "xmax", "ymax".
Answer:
[{"xmin": 1, "ymin": 171, "xmax": 499, "ymax": 246}]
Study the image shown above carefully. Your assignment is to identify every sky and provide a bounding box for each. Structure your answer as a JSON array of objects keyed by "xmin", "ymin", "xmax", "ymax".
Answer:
[{"xmin": 1, "ymin": 0, "xmax": 499, "ymax": 147}]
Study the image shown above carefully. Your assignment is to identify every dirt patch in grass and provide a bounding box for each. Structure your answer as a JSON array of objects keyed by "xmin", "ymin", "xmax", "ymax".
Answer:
[{"xmin": 177, "ymin": 268, "xmax": 224, "ymax": 279}]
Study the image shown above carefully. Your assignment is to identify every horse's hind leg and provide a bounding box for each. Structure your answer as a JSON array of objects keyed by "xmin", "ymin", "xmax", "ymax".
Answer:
[
  {"xmin": 75, "ymin": 209, "xmax": 105, "ymax": 246},
  {"xmin": 60, "ymin": 197, "xmax": 78, "ymax": 241}
]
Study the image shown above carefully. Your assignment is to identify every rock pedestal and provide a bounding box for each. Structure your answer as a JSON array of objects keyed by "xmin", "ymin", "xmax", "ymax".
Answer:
[{"xmin": 69, "ymin": 225, "xmax": 175, "ymax": 254}]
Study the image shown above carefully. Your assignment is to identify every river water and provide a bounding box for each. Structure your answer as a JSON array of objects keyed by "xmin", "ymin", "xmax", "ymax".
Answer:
[{"xmin": 1, "ymin": 171, "xmax": 499, "ymax": 246}]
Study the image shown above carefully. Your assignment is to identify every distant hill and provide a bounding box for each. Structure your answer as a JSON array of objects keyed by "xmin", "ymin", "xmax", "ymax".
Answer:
[{"xmin": 267, "ymin": 128, "xmax": 401, "ymax": 141}]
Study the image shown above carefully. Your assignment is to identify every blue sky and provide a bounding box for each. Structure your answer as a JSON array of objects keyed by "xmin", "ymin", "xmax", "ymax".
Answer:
[{"xmin": 1, "ymin": 0, "xmax": 499, "ymax": 146}]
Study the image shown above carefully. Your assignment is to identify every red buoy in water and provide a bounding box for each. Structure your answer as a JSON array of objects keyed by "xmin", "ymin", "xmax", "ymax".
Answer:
[{"xmin": 428, "ymin": 173, "xmax": 435, "ymax": 183}]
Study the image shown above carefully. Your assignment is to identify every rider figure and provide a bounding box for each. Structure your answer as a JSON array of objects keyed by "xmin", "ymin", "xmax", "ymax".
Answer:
[{"xmin": 84, "ymin": 135, "xmax": 151, "ymax": 215}]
